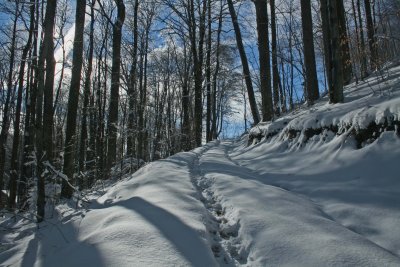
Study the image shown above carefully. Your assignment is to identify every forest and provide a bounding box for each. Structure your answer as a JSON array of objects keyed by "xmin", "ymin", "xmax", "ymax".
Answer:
[{"xmin": 0, "ymin": 0, "xmax": 400, "ymax": 223}]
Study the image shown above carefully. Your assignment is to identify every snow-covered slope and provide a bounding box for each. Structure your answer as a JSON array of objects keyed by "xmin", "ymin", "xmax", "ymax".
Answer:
[
  {"xmin": 1, "ymin": 66, "xmax": 400, "ymax": 266},
  {"xmin": 249, "ymin": 65, "xmax": 400, "ymax": 148},
  {"xmin": 1, "ymin": 150, "xmax": 217, "ymax": 266}
]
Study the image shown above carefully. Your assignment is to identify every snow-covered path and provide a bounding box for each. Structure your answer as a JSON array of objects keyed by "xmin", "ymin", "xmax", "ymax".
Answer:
[{"xmin": 191, "ymin": 141, "xmax": 400, "ymax": 266}]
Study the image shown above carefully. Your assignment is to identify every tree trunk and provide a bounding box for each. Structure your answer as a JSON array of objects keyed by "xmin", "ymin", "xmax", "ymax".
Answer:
[
  {"xmin": 270, "ymin": 0, "xmax": 281, "ymax": 116},
  {"xmin": 127, "ymin": 0, "xmax": 139, "ymax": 158},
  {"xmin": 206, "ymin": 0, "xmax": 212, "ymax": 142},
  {"xmin": 137, "ymin": 37, "xmax": 145, "ymax": 160},
  {"xmin": 9, "ymin": 0, "xmax": 35, "ymax": 209},
  {"xmin": 0, "ymin": 1, "xmax": 19, "ymax": 203},
  {"xmin": 106, "ymin": 0, "xmax": 125, "ymax": 171},
  {"xmin": 301, "ymin": 0, "xmax": 320, "ymax": 105},
  {"xmin": 328, "ymin": 0, "xmax": 344, "ymax": 103},
  {"xmin": 36, "ymin": 0, "xmax": 58, "ymax": 222},
  {"xmin": 62, "ymin": 0, "xmax": 87, "ymax": 198},
  {"xmin": 351, "ymin": 0, "xmax": 361, "ymax": 82},
  {"xmin": 211, "ymin": 1, "xmax": 223, "ymax": 140},
  {"xmin": 320, "ymin": 0, "xmax": 332, "ymax": 92},
  {"xmin": 226, "ymin": 0, "xmax": 260, "ymax": 124},
  {"xmin": 95, "ymin": 23, "xmax": 109, "ymax": 180},
  {"xmin": 337, "ymin": 0, "xmax": 353, "ymax": 84},
  {"xmin": 357, "ymin": 0, "xmax": 368, "ymax": 78},
  {"xmin": 364, "ymin": 0, "xmax": 378, "ymax": 70},
  {"xmin": 138, "ymin": 27, "xmax": 150, "ymax": 161},
  {"xmin": 43, "ymin": 2, "xmax": 57, "ymax": 164},
  {"xmin": 254, "ymin": 0, "xmax": 273, "ymax": 121},
  {"xmin": 79, "ymin": 0, "xmax": 96, "ymax": 185},
  {"xmin": 21, "ymin": 0, "xmax": 40, "ymax": 208},
  {"xmin": 188, "ymin": 0, "xmax": 207, "ymax": 147}
]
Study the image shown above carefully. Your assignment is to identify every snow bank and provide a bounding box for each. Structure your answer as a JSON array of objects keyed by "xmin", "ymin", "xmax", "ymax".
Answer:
[
  {"xmin": 249, "ymin": 65, "xmax": 400, "ymax": 148},
  {"xmin": 1, "ymin": 151, "xmax": 217, "ymax": 267}
]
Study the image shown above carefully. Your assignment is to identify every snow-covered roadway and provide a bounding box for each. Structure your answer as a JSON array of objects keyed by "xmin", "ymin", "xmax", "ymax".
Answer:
[{"xmin": 192, "ymin": 141, "xmax": 400, "ymax": 266}]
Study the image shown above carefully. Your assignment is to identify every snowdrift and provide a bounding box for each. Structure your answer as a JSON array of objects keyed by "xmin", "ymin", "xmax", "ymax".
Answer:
[{"xmin": 248, "ymin": 65, "xmax": 400, "ymax": 149}]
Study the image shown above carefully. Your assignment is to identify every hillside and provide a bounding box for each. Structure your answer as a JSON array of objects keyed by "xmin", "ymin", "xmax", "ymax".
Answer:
[{"xmin": 1, "ymin": 66, "xmax": 400, "ymax": 266}]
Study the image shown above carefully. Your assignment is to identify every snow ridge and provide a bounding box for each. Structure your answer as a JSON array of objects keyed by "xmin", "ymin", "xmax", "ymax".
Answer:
[{"xmin": 249, "ymin": 66, "xmax": 400, "ymax": 148}]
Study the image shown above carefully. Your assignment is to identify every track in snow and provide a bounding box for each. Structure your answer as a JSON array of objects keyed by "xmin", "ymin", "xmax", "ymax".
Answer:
[{"xmin": 190, "ymin": 143, "xmax": 246, "ymax": 266}]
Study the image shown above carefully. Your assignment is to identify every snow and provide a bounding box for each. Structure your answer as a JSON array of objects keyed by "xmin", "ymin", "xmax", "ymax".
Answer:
[
  {"xmin": 249, "ymin": 65, "xmax": 400, "ymax": 144},
  {"xmin": 1, "ymin": 151, "xmax": 217, "ymax": 266},
  {"xmin": 200, "ymin": 138, "xmax": 400, "ymax": 266},
  {"xmin": 2, "ymin": 66, "xmax": 400, "ymax": 266}
]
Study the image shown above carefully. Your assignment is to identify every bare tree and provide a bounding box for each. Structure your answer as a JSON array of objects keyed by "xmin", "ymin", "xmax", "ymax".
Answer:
[
  {"xmin": 206, "ymin": 0, "xmax": 212, "ymax": 142},
  {"xmin": 0, "ymin": 1, "xmax": 19, "ymax": 205},
  {"xmin": 79, "ymin": 0, "xmax": 97, "ymax": 186},
  {"xmin": 270, "ymin": 0, "xmax": 281, "ymax": 116},
  {"xmin": 227, "ymin": 0, "xmax": 260, "ymax": 124},
  {"xmin": 62, "ymin": 0, "xmax": 87, "ymax": 198},
  {"xmin": 254, "ymin": 0, "xmax": 273, "ymax": 121},
  {"xmin": 331, "ymin": 0, "xmax": 344, "ymax": 103},
  {"xmin": 36, "ymin": 0, "xmax": 58, "ymax": 222},
  {"xmin": 338, "ymin": 0, "xmax": 353, "ymax": 84},
  {"xmin": 365, "ymin": 0, "xmax": 378, "ymax": 70},
  {"xmin": 126, "ymin": 0, "xmax": 139, "ymax": 158},
  {"xmin": 300, "ymin": 0, "xmax": 319, "ymax": 105},
  {"xmin": 9, "ymin": 0, "xmax": 35, "ymax": 209},
  {"xmin": 106, "ymin": 0, "xmax": 125, "ymax": 171}
]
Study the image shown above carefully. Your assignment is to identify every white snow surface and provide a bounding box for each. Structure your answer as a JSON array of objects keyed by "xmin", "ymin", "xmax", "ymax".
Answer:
[
  {"xmin": 249, "ymin": 65, "xmax": 400, "ymax": 144},
  {"xmin": 2, "ymin": 66, "xmax": 400, "ymax": 266}
]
